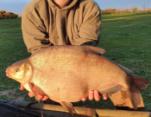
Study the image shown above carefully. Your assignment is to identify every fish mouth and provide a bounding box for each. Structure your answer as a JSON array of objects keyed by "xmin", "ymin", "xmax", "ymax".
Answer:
[{"xmin": 5, "ymin": 68, "xmax": 11, "ymax": 78}]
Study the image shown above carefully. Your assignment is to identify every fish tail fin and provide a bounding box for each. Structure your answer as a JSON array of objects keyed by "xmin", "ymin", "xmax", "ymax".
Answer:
[
  {"xmin": 129, "ymin": 84, "xmax": 145, "ymax": 109},
  {"xmin": 118, "ymin": 64, "xmax": 149, "ymax": 90},
  {"xmin": 129, "ymin": 75, "xmax": 149, "ymax": 90},
  {"xmin": 110, "ymin": 75, "xmax": 148, "ymax": 109},
  {"xmin": 126, "ymin": 75, "xmax": 149, "ymax": 108}
]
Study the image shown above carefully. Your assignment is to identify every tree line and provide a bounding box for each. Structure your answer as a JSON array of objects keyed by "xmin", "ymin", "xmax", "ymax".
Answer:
[
  {"xmin": 0, "ymin": 10, "xmax": 18, "ymax": 19},
  {"xmin": 102, "ymin": 8, "xmax": 151, "ymax": 14}
]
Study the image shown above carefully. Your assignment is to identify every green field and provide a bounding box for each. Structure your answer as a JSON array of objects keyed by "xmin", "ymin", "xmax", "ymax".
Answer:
[{"xmin": 0, "ymin": 13, "xmax": 151, "ymax": 109}]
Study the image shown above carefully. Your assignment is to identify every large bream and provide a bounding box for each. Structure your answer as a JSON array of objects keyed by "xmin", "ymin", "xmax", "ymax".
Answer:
[{"xmin": 6, "ymin": 46, "xmax": 148, "ymax": 110}]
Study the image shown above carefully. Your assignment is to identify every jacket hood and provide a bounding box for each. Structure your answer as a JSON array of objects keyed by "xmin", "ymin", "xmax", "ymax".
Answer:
[{"xmin": 48, "ymin": 0, "xmax": 79, "ymax": 10}]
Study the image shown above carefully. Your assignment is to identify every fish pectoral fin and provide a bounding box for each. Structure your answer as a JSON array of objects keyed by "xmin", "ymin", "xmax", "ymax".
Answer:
[
  {"xmin": 110, "ymin": 91, "xmax": 130, "ymax": 107},
  {"xmin": 101, "ymin": 84, "xmax": 123, "ymax": 94},
  {"xmin": 60, "ymin": 101, "xmax": 77, "ymax": 115},
  {"xmin": 23, "ymin": 83, "xmax": 32, "ymax": 92},
  {"xmin": 110, "ymin": 88, "xmax": 144, "ymax": 109}
]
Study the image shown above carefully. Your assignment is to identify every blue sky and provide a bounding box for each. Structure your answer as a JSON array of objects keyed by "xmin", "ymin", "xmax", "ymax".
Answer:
[{"xmin": 0, "ymin": 0, "xmax": 151, "ymax": 14}]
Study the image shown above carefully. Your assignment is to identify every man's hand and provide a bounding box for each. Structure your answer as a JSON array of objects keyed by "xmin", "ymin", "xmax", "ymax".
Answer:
[
  {"xmin": 20, "ymin": 85, "xmax": 108, "ymax": 102},
  {"xmin": 19, "ymin": 84, "xmax": 48, "ymax": 101},
  {"xmin": 81, "ymin": 90, "xmax": 108, "ymax": 102}
]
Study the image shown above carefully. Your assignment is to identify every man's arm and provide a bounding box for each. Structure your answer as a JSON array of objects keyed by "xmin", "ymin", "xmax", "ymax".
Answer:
[
  {"xmin": 81, "ymin": 40, "xmax": 98, "ymax": 46},
  {"xmin": 73, "ymin": 2, "xmax": 101, "ymax": 46},
  {"xmin": 22, "ymin": 5, "xmax": 51, "ymax": 54},
  {"xmin": 76, "ymin": 2, "xmax": 108, "ymax": 101}
]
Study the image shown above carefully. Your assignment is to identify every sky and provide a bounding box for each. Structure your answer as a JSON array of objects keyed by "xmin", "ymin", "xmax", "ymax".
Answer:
[{"xmin": 0, "ymin": 0, "xmax": 151, "ymax": 14}]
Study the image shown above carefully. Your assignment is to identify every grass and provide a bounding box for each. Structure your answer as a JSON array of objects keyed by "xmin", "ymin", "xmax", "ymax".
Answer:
[
  {"xmin": 100, "ymin": 13, "xmax": 151, "ymax": 109},
  {"xmin": 0, "ymin": 18, "xmax": 29, "ymax": 97},
  {"xmin": 0, "ymin": 13, "xmax": 151, "ymax": 109}
]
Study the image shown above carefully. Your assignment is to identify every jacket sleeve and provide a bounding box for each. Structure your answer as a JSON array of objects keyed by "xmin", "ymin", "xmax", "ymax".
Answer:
[
  {"xmin": 74, "ymin": 2, "xmax": 101, "ymax": 46},
  {"xmin": 22, "ymin": 5, "xmax": 50, "ymax": 54}
]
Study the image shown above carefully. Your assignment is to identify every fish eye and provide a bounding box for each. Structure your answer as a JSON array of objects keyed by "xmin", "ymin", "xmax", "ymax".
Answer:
[{"xmin": 15, "ymin": 68, "xmax": 20, "ymax": 72}]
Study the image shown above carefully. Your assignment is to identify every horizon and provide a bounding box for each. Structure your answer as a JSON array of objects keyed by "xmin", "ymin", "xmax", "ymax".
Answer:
[{"xmin": 0, "ymin": 0, "xmax": 151, "ymax": 14}]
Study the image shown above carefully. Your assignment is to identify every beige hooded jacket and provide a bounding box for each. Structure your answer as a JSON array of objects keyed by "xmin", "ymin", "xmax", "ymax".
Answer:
[{"xmin": 22, "ymin": 0, "xmax": 101, "ymax": 53}]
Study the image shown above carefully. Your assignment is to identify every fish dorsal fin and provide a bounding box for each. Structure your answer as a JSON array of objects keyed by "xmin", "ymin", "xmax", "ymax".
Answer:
[{"xmin": 83, "ymin": 46, "xmax": 106, "ymax": 55}]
